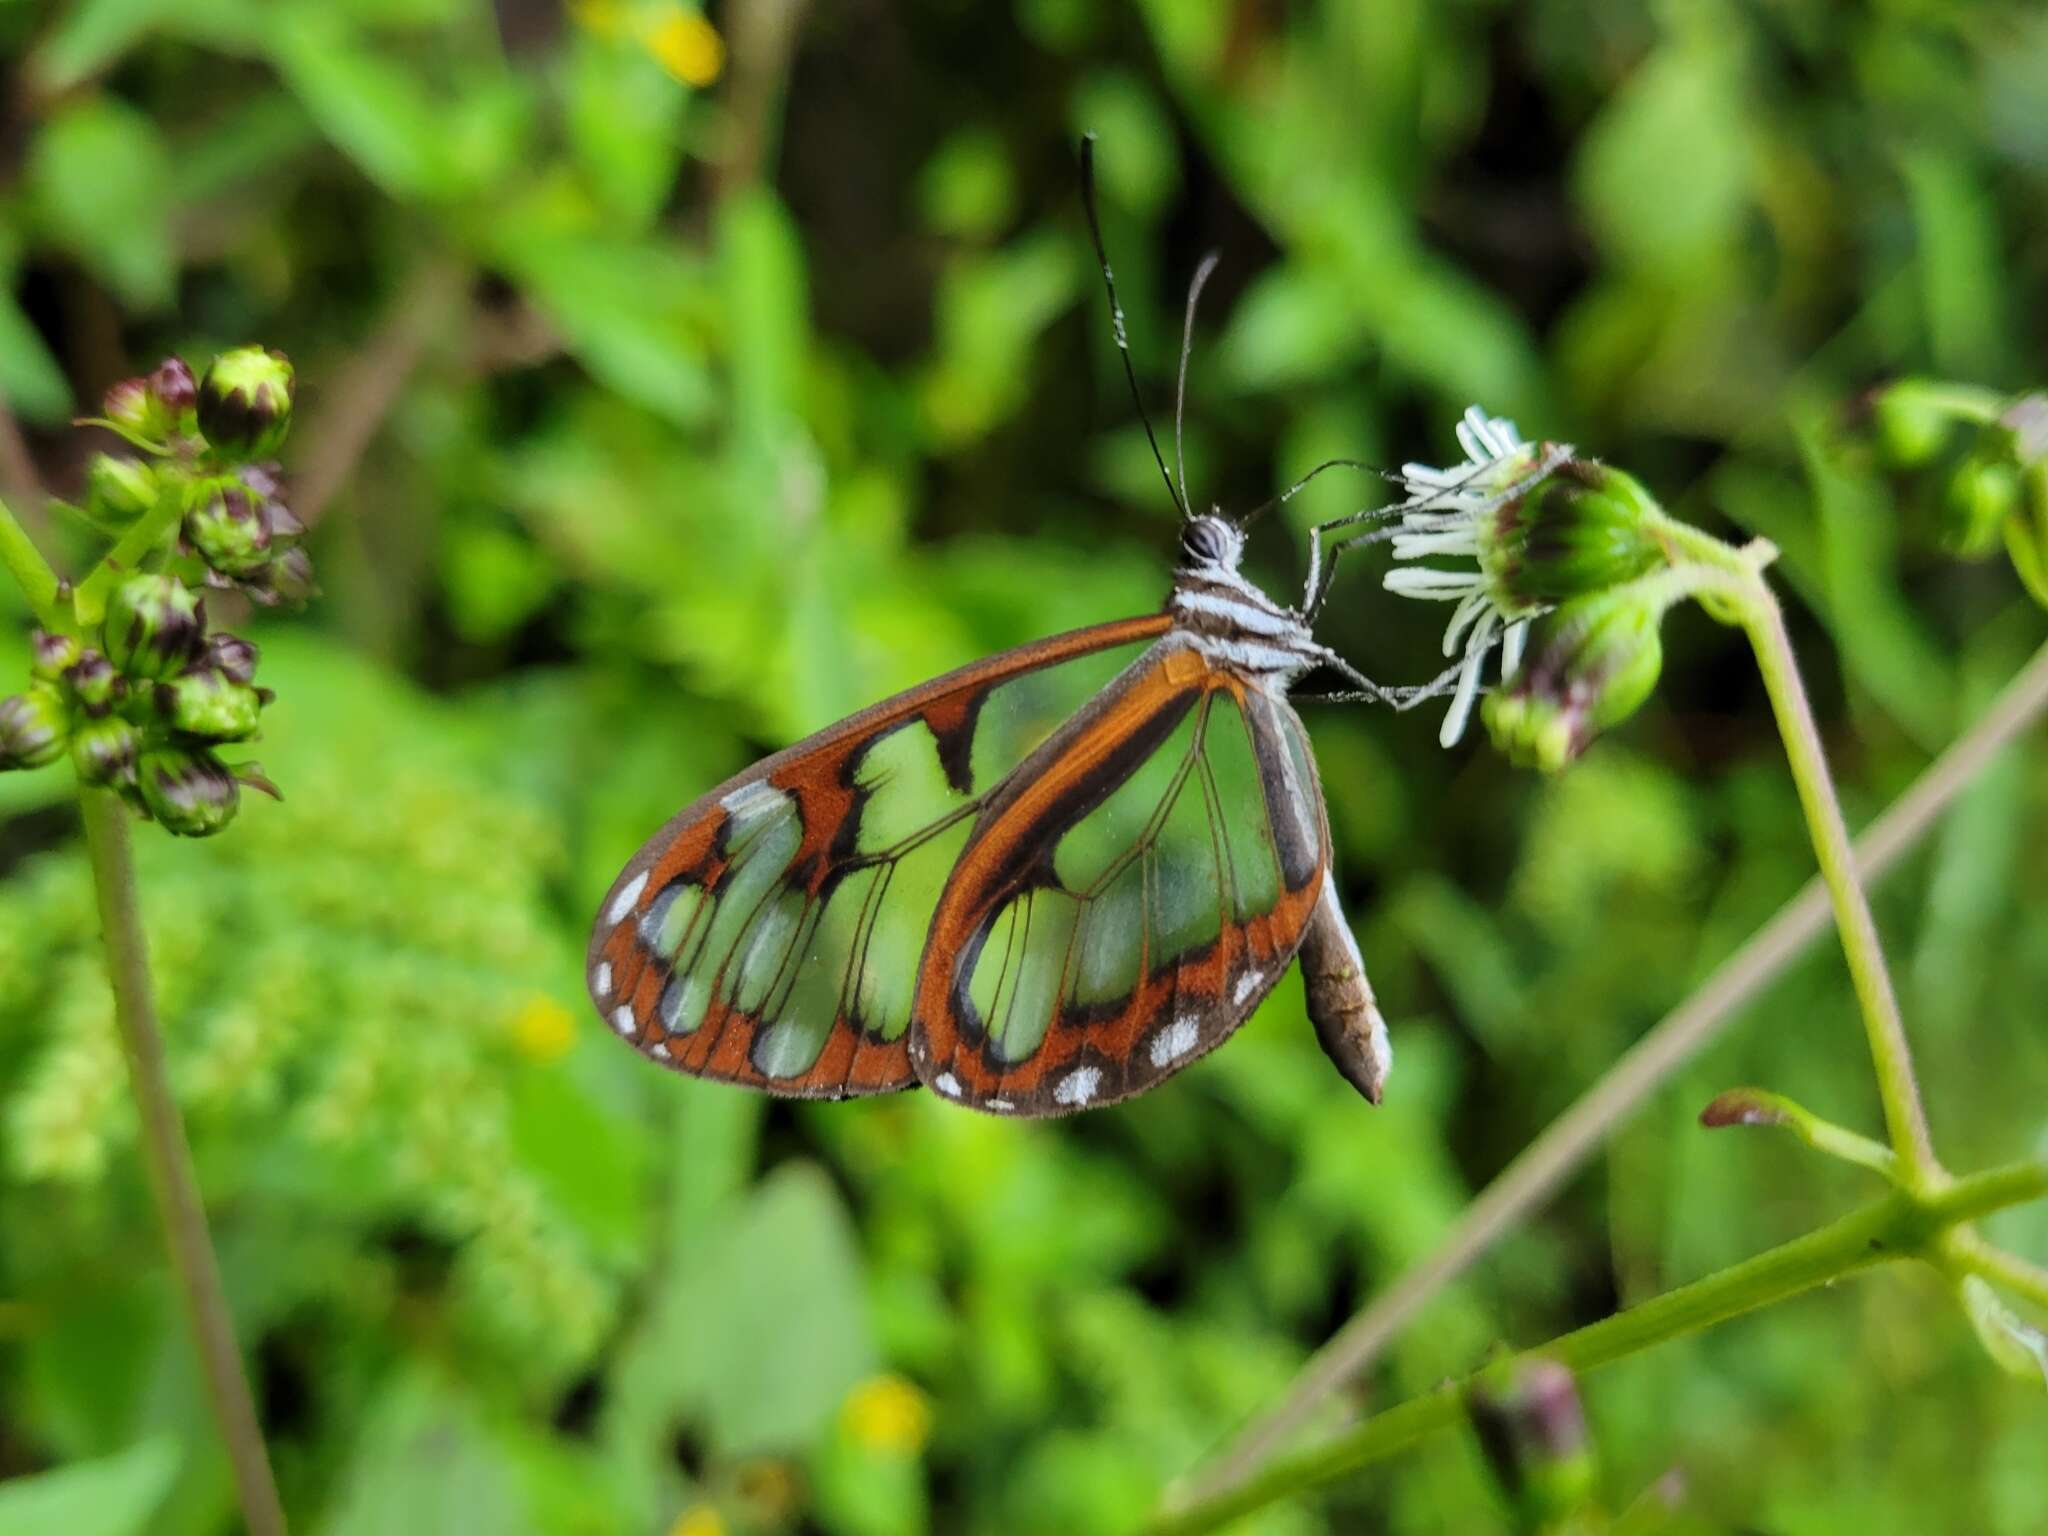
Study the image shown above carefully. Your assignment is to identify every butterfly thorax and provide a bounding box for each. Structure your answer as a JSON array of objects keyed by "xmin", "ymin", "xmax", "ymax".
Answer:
[{"xmin": 1168, "ymin": 514, "xmax": 1324, "ymax": 687}]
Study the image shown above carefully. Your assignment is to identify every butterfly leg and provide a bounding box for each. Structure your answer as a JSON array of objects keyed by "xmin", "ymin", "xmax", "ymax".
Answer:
[
  {"xmin": 1298, "ymin": 875, "xmax": 1390, "ymax": 1105},
  {"xmin": 1301, "ymin": 507, "xmax": 1398, "ymax": 621}
]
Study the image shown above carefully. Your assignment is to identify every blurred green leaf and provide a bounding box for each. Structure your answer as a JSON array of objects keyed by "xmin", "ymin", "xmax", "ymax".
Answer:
[
  {"xmin": 0, "ymin": 288, "xmax": 72, "ymax": 423},
  {"xmin": 0, "ymin": 1438, "xmax": 178, "ymax": 1536},
  {"xmin": 268, "ymin": 7, "xmax": 458, "ymax": 200},
  {"xmin": 25, "ymin": 96, "xmax": 174, "ymax": 309}
]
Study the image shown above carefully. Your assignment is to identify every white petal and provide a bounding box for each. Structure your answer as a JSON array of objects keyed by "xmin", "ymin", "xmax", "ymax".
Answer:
[
  {"xmin": 1437, "ymin": 612, "xmax": 1497, "ymax": 748},
  {"xmin": 1390, "ymin": 529, "xmax": 1481, "ymax": 559},
  {"xmin": 1501, "ymin": 618, "xmax": 1529, "ymax": 677},
  {"xmin": 1456, "ymin": 417, "xmax": 1488, "ymax": 464},
  {"xmin": 1441, "ymin": 589, "xmax": 1490, "ymax": 657},
  {"xmin": 1384, "ymin": 567, "xmax": 1483, "ymax": 597},
  {"xmin": 1400, "ymin": 460, "xmax": 1462, "ymax": 489}
]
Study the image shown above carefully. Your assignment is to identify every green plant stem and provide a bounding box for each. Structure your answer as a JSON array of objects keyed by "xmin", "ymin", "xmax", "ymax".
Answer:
[
  {"xmin": 1733, "ymin": 581, "xmax": 1940, "ymax": 1181},
  {"xmin": 1146, "ymin": 1160, "xmax": 2048, "ymax": 1536},
  {"xmin": 0, "ymin": 494, "xmax": 65, "ymax": 631},
  {"xmin": 72, "ymin": 486, "xmax": 186, "ymax": 624},
  {"xmin": 1942, "ymin": 1230, "xmax": 2048, "ymax": 1313},
  {"xmin": 79, "ymin": 788, "xmax": 288, "ymax": 1536},
  {"xmin": 1173, "ymin": 632, "xmax": 2048, "ymax": 1512}
]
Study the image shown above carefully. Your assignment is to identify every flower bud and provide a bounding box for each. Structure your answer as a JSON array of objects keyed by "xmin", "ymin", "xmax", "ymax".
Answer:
[
  {"xmin": 1483, "ymin": 590, "xmax": 1665, "ymax": 773},
  {"xmin": 1941, "ymin": 450, "xmax": 2020, "ymax": 560},
  {"xmin": 71, "ymin": 714, "xmax": 142, "ymax": 787},
  {"xmin": 183, "ymin": 479, "xmax": 274, "ymax": 577},
  {"xmin": 243, "ymin": 546, "xmax": 318, "ymax": 608},
  {"xmin": 151, "ymin": 357, "xmax": 199, "ymax": 415},
  {"xmin": 1867, "ymin": 379, "xmax": 1957, "ymax": 472},
  {"xmin": 197, "ymin": 347, "xmax": 294, "ymax": 462},
  {"xmin": 155, "ymin": 668, "xmax": 263, "ymax": 742},
  {"xmin": 1477, "ymin": 458, "xmax": 1666, "ymax": 614},
  {"xmin": 102, "ymin": 573, "xmax": 207, "ymax": 681},
  {"xmin": 203, "ymin": 632, "xmax": 261, "ymax": 686},
  {"xmin": 134, "ymin": 745, "xmax": 239, "ymax": 837},
  {"xmin": 1469, "ymin": 1358, "xmax": 1597, "ymax": 1525},
  {"xmin": 63, "ymin": 649, "xmax": 120, "ymax": 714},
  {"xmin": 86, "ymin": 454, "xmax": 159, "ymax": 523},
  {"xmin": 0, "ymin": 686, "xmax": 70, "ymax": 770},
  {"xmin": 29, "ymin": 629, "xmax": 82, "ymax": 682}
]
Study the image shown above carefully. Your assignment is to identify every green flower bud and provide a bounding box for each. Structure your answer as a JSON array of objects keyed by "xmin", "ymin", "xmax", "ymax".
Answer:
[
  {"xmin": 203, "ymin": 632, "xmax": 260, "ymax": 685},
  {"xmin": 63, "ymin": 650, "xmax": 120, "ymax": 714},
  {"xmin": 29, "ymin": 629, "xmax": 82, "ymax": 682},
  {"xmin": 71, "ymin": 714, "xmax": 142, "ymax": 787},
  {"xmin": 155, "ymin": 668, "xmax": 263, "ymax": 742},
  {"xmin": 1477, "ymin": 458, "xmax": 1666, "ymax": 614},
  {"xmin": 99, "ymin": 359, "xmax": 198, "ymax": 447},
  {"xmin": 184, "ymin": 479, "xmax": 274, "ymax": 577},
  {"xmin": 86, "ymin": 454, "xmax": 159, "ymax": 523},
  {"xmin": 134, "ymin": 745, "xmax": 239, "ymax": 837},
  {"xmin": 1942, "ymin": 450, "xmax": 2021, "ymax": 560},
  {"xmin": 0, "ymin": 685, "xmax": 71, "ymax": 770},
  {"xmin": 243, "ymin": 546, "xmax": 318, "ymax": 609},
  {"xmin": 1868, "ymin": 379, "xmax": 1957, "ymax": 472},
  {"xmin": 102, "ymin": 573, "xmax": 207, "ymax": 681},
  {"xmin": 1483, "ymin": 590, "xmax": 1665, "ymax": 773},
  {"xmin": 1469, "ymin": 1358, "xmax": 1598, "ymax": 1526},
  {"xmin": 197, "ymin": 347, "xmax": 294, "ymax": 462}
]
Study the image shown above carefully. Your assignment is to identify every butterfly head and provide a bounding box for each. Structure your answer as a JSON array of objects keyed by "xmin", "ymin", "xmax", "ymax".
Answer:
[{"xmin": 1178, "ymin": 513, "xmax": 1245, "ymax": 574}]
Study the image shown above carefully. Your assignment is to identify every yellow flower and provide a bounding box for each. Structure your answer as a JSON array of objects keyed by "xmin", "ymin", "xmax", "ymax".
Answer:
[
  {"xmin": 645, "ymin": 6, "xmax": 724, "ymax": 87},
  {"xmin": 841, "ymin": 1373, "xmax": 932, "ymax": 1456},
  {"xmin": 507, "ymin": 994, "xmax": 575, "ymax": 1063},
  {"xmin": 666, "ymin": 1506, "xmax": 725, "ymax": 1536}
]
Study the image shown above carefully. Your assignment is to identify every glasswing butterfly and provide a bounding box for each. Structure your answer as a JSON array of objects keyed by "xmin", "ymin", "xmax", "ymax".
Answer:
[{"xmin": 586, "ymin": 141, "xmax": 1417, "ymax": 1116}]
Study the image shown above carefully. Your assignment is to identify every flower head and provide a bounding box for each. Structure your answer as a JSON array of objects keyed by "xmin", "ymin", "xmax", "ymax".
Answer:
[
  {"xmin": 197, "ymin": 346, "xmax": 295, "ymax": 462},
  {"xmin": 1482, "ymin": 589, "xmax": 1665, "ymax": 772},
  {"xmin": 0, "ymin": 686, "xmax": 70, "ymax": 771},
  {"xmin": 134, "ymin": 745, "xmax": 240, "ymax": 837}
]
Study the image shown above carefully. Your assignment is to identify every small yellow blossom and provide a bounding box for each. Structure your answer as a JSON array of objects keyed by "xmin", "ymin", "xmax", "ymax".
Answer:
[
  {"xmin": 841, "ymin": 1372, "xmax": 932, "ymax": 1456},
  {"xmin": 666, "ymin": 1505, "xmax": 725, "ymax": 1536},
  {"xmin": 645, "ymin": 6, "xmax": 724, "ymax": 86},
  {"xmin": 507, "ymin": 994, "xmax": 575, "ymax": 1063}
]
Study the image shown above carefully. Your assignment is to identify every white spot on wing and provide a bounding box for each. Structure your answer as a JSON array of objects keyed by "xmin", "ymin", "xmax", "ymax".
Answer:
[
  {"xmin": 988, "ymin": 1098, "xmax": 1015, "ymax": 1111},
  {"xmin": 1233, "ymin": 970, "xmax": 1265, "ymax": 1006},
  {"xmin": 1054, "ymin": 1066, "xmax": 1102, "ymax": 1106},
  {"xmin": 594, "ymin": 962, "xmax": 612, "ymax": 1000},
  {"xmin": 611, "ymin": 1006, "xmax": 636, "ymax": 1036},
  {"xmin": 1151, "ymin": 1016, "xmax": 1201, "ymax": 1067},
  {"xmin": 721, "ymin": 779, "xmax": 783, "ymax": 820},
  {"xmin": 933, "ymin": 1072, "xmax": 962, "ymax": 1098},
  {"xmin": 606, "ymin": 871, "xmax": 648, "ymax": 925},
  {"xmin": 650, "ymin": 1041, "xmax": 673, "ymax": 1061}
]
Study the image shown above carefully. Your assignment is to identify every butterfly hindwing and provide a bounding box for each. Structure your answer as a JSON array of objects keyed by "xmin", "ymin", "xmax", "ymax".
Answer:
[
  {"xmin": 909, "ymin": 637, "xmax": 1330, "ymax": 1115},
  {"xmin": 587, "ymin": 615, "xmax": 1173, "ymax": 1096}
]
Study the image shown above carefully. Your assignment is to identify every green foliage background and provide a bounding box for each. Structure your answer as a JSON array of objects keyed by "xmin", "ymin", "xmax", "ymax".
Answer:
[{"xmin": 3, "ymin": 0, "xmax": 2047, "ymax": 1531}]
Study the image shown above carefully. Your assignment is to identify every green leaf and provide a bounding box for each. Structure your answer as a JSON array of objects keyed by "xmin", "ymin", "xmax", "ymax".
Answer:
[
  {"xmin": 1959, "ymin": 1276, "xmax": 2048, "ymax": 1389},
  {"xmin": 322, "ymin": 1373, "xmax": 535, "ymax": 1536},
  {"xmin": 0, "ymin": 1438, "xmax": 179, "ymax": 1536},
  {"xmin": 0, "ymin": 287, "xmax": 72, "ymax": 423},
  {"xmin": 565, "ymin": 31, "xmax": 691, "ymax": 231},
  {"xmin": 25, "ymin": 97, "xmax": 175, "ymax": 309},
  {"xmin": 268, "ymin": 7, "xmax": 454, "ymax": 199},
  {"xmin": 26, "ymin": 0, "xmax": 168, "ymax": 92}
]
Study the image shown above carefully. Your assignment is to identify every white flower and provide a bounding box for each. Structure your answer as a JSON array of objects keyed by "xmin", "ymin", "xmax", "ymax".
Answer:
[{"xmin": 1383, "ymin": 406, "xmax": 1569, "ymax": 748}]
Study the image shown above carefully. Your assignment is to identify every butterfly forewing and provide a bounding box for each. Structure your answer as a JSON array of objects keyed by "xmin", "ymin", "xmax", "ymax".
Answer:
[
  {"xmin": 587, "ymin": 615, "xmax": 1172, "ymax": 1097},
  {"xmin": 909, "ymin": 639, "xmax": 1330, "ymax": 1115}
]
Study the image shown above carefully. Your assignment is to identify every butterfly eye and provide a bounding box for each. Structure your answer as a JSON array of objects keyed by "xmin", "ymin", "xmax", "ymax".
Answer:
[{"xmin": 1180, "ymin": 517, "xmax": 1232, "ymax": 566}]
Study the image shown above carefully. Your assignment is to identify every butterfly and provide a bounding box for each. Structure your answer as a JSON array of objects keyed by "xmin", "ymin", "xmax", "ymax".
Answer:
[{"xmin": 587, "ymin": 142, "xmax": 1415, "ymax": 1116}]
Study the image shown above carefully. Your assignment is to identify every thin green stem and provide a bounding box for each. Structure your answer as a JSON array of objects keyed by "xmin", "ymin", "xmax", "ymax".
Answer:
[
  {"xmin": 0, "ymin": 494, "xmax": 66, "ymax": 631},
  {"xmin": 1941, "ymin": 1230, "xmax": 2048, "ymax": 1314},
  {"xmin": 1147, "ymin": 1161, "xmax": 2047, "ymax": 1536},
  {"xmin": 72, "ymin": 484, "xmax": 187, "ymax": 625},
  {"xmin": 1735, "ymin": 585, "xmax": 1940, "ymax": 1181},
  {"xmin": 79, "ymin": 789, "xmax": 288, "ymax": 1536}
]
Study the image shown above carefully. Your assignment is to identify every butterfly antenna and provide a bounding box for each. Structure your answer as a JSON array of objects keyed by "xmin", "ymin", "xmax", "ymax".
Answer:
[
  {"xmin": 1239, "ymin": 457, "xmax": 1400, "ymax": 529},
  {"xmin": 1175, "ymin": 251, "xmax": 1220, "ymax": 514},
  {"xmin": 1080, "ymin": 133, "xmax": 1186, "ymax": 518}
]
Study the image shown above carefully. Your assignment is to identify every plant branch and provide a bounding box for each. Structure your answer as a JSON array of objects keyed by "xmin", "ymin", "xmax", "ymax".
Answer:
[
  {"xmin": 1942, "ymin": 1230, "xmax": 2048, "ymax": 1314},
  {"xmin": 1734, "ymin": 581, "xmax": 1939, "ymax": 1179},
  {"xmin": 1169, "ymin": 630, "xmax": 2048, "ymax": 1510},
  {"xmin": 0, "ymin": 494, "xmax": 65, "ymax": 630},
  {"xmin": 79, "ymin": 789, "xmax": 288, "ymax": 1536},
  {"xmin": 1148, "ymin": 1160, "xmax": 2048, "ymax": 1536},
  {"xmin": 71, "ymin": 485, "xmax": 187, "ymax": 625}
]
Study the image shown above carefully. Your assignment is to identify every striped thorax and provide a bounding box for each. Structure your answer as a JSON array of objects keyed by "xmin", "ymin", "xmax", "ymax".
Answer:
[{"xmin": 1168, "ymin": 514, "xmax": 1327, "ymax": 685}]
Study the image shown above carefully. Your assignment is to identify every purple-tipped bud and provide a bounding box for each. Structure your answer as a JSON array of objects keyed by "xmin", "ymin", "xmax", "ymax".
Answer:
[
  {"xmin": 102, "ymin": 573, "xmax": 206, "ymax": 681},
  {"xmin": 154, "ymin": 668, "xmax": 263, "ymax": 742},
  {"xmin": 63, "ymin": 650, "xmax": 120, "ymax": 714},
  {"xmin": 203, "ymin": 632, "xmax": 261, "ymax": 686},
  {"xmin": 86, "ymin": 454, "xmax": 159, "ymax": 523},
  {"xmin": 243, "ymin": 546, "xmax": 318, "ymax": 608},
  {"xmin": 150, "ymin": 357, "xmax": 198, "ymax": 415},
  {"xmin": 30, "ymin": 629, "xmax": 82, "ymax": 682},
  {"xmin": 0, "ymin": 686, "xmax": 70, "ymax": 770},
  {"xmin": 183, "ymin": 479, "xmax": 274, "ymax": 577},
  {"xmin": 197, "ymin": 347, "xmax": 294, "ymax": 462},
  {"xmin": 1469, "ymin": 1358, "xmax": 1597, "ymax": 1523},
  {"xmin": 1477, "ymin": 457, "xmax": 1667, "ymax": 615},
  {"xmin": 71, "ymin": 714, "xmax": 142, "ymax": 788},
  {"xmin": 101, "ymin": 376, "xmax": 171, "ymax": 446},
  {"xmin": 1483, "ymin": 590, "xmax": 1665, "ymax": 773},
  {"xmin": 134, "ymin": 745, "xmax": 239, "ymax": 837}
]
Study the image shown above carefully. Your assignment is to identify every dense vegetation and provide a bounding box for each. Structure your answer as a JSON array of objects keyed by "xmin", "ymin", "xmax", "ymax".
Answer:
[{"xmin": 2, "ymin": 1, "xmax": 2045, "ymax": 1532}]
